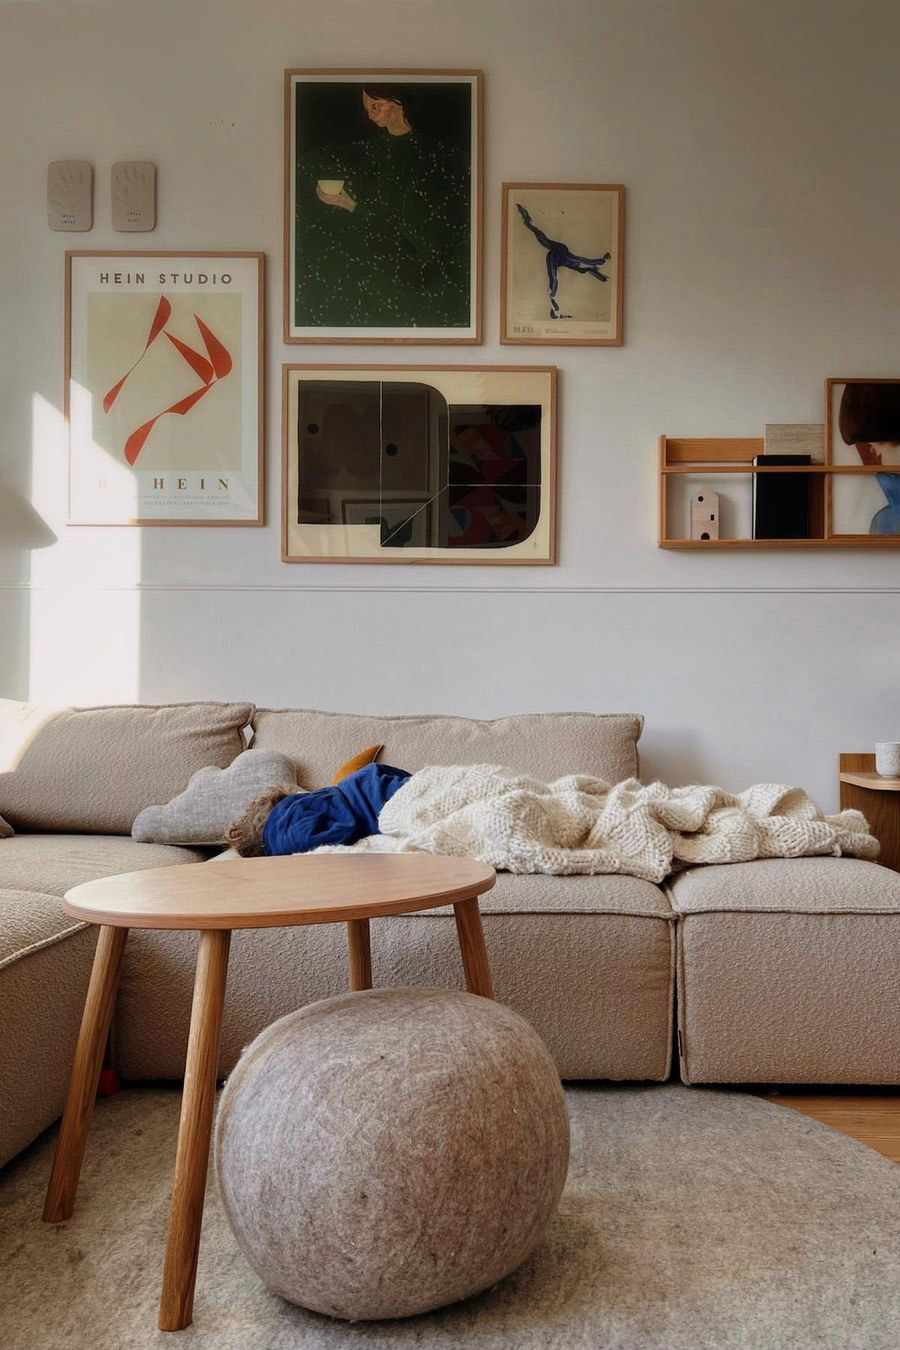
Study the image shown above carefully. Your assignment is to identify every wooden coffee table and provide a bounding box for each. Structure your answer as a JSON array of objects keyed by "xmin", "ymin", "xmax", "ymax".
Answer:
[{"xmin": 42, "ymin": 852, "xmax": 496, "ymax": 1332}]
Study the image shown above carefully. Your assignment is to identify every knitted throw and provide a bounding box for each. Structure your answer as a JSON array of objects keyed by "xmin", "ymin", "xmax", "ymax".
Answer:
[{"xmin": 316, "ymin": 765, "xmax": 879, "ymax": 882}]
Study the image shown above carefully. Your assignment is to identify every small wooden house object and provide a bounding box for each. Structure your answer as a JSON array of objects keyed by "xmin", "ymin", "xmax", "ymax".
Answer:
[{"xmin": 690, "ymin": 489, "xmax": 719, "ymax": 541}]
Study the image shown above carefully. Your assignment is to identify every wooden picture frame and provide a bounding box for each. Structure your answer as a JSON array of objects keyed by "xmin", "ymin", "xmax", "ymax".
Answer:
[
  {"xmin": 281, "ymin": 364, "xmax": 557, "ymax": 564},
  {"xmin": 826, "ymin": 376, "xmax": 900, "ymax": 540},
  {"xmin": 500, "ymin": 183, "xmax": 624, "ymax": 346},
  {"xmin": 65, "ymin": 250, "xmax": 265, "ymax": 526},
  {"xmin": 283, "ymin": 69, "xmax": 483, "ymax": 345}
]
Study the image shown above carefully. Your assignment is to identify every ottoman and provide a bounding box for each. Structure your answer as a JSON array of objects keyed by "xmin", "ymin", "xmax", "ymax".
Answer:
[
  {"xmin": 216, "ymin": 987, "xmax": 570, "ymax": 1320},
  {"xmin": 668, "ymin": 857, "xmax": 900, "ymax": 1084}
]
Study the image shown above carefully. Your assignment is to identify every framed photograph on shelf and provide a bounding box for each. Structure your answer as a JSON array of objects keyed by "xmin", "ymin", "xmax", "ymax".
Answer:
[
  {"xmin": 284, "ymin": 68, "xmax": 483, "ymax": 344},
  {"xmin": 282, "ymin": 364, "xmax": 557, "ymax": 564},
  {"xmin": 827, "ymin": 377, "xmax": 900, "ymax": 538},
  {"xmin": 501, "ymin": 183, "xmax": 624, "ymax": 345},
  {"xmin": 66, "ymin": 251, "xmax": 264, "ymax": 526}
]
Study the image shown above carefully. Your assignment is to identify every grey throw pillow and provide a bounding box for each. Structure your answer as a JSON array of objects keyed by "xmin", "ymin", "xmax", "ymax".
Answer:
[
  {"xmin": 132, "ymin": 749, "xmax": 297, "ymax": 846},
  {"xmin": 0, "ymin": 813, "xmax": 13, "ymax": 838}
]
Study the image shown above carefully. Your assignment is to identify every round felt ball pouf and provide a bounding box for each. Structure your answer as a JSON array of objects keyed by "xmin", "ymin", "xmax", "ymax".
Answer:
[{"xmin": 215, "ymin": 987, "xmax": 570, "ymax": 1321}]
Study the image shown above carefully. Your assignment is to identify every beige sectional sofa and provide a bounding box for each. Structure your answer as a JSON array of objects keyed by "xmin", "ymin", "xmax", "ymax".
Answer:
[{"xmin": 1, "ymin": 699, "xmax": 899, "ymax": 1173}]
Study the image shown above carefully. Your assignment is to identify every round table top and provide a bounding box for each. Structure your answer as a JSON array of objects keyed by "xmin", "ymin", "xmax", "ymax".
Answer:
[{"xmin": 63, "ymin": 853, "xmax": 496, "ymax": 931}]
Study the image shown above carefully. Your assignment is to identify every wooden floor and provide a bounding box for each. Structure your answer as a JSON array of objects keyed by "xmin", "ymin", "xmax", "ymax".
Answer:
[{"xmin": 758, "ymin": 1090, "xmax": 900, "ymax": 1163}]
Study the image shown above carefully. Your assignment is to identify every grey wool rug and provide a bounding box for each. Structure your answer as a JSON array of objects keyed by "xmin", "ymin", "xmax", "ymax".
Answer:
[{"xmin": 2, "ymin": 1084, "xmax": 899, "ymax": 1350}]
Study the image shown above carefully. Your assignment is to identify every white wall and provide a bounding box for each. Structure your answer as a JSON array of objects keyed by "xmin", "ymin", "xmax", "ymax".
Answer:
[{"xmin": 2, "ymin": 0, "xmax": 899, "ymax": 806}]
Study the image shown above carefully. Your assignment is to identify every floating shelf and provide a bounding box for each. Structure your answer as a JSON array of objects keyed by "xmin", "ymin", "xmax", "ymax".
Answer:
[{"xmin": 658, "ymin": 436, "xmax": 900, "ymax": 549}]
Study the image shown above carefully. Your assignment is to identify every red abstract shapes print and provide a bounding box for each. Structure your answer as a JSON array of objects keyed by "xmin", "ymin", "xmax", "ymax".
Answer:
[{"xmin": 102, "ymin": 296, "xmax": 233, "ymax": 465}]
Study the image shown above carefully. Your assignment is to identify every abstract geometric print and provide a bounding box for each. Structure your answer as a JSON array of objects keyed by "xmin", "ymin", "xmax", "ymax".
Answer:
[{"xmin": 295, "ymin": 381, "xmax": 542, "ymax": 550}]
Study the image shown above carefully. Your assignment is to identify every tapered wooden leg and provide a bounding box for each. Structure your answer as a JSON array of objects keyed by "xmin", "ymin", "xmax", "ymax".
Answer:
[
  {"xmin": 43, "ymin": 924, "xmax": 128, "ymax": 1223},
  {"xmin": 453, "ymin": 897, "xmax": 494, "ymax": 998},
  {"xmin": 347, "ymin": 918, "xmax": 372, "ymax": 990},
  {"xmin": 158, "ymin": 929, "xmax": 231, "ymax": 1333}
]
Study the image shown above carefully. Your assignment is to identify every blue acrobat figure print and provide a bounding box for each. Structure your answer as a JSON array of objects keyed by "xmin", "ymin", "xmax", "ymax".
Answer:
[{"xmin": 516, "ymin": 203, "xmax": 612, "ymax": 319}]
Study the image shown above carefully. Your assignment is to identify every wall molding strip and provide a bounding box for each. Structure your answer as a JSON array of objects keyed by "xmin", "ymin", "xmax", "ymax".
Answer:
[{"xmin": 3, "ymin": 583, "xmax": 900, "ymax": 597}]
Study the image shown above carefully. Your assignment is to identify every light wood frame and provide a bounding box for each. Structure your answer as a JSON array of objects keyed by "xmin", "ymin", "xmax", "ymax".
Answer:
[
  {"xmin": 65, "ymin": 250, "xmax": 265, "ymax": 527},
  {"xmin": 658, "ymin": 431, "xmax": 900, "ymax": 548},
  {"xmin": 283, "ymin": 68, "xmax": 484, "ymax": 345},
  {"xmin": 825, "ymin": 377, "xmax": 900, "ymax": 542},
  {"xmin": 500, "ymin": 182, "xmax": 625, "ymax": 346},
  {"xmin": 281, "ymin": 363, "xmax": 557, "ymax": 564}
]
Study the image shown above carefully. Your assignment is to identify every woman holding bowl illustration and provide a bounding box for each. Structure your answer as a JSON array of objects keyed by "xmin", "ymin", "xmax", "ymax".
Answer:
[{"xmin": 295, "ymin": 84, "xmax": 471, "ymax": 329}]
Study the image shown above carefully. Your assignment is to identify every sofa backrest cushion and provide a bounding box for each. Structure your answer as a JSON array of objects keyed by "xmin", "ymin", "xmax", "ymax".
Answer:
[
  {"xmin": 251, "ymin": 709, "xmax": 643, "ymax": 788},
  {"xmin": 0, "ymin": 701, "xmax": 253, "ymax": 834}
]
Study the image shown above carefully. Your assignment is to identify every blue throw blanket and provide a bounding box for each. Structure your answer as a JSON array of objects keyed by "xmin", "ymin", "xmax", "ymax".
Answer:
[{"xmin": 262, "ymin": 763, "xmax": 410, "ymax": 856}]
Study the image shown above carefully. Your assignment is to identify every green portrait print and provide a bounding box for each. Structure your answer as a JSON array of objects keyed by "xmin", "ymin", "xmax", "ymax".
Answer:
[{"xmin": 294, "ymin": 80, "xmax": 473, "ymax": 329}]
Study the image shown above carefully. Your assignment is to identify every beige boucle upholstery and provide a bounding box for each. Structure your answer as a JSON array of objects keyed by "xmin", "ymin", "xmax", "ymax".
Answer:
[
  {"xmin": 0, "ymin": 838, "xmax": 210, "ymax": 1170},
  {"xmin": 251, "ymin": 708, "xmax": 642, "ymax": 787},
  {"xmin": 0, "ymin": 889, "xmax": 97, "ymax": 1169},
  {"xmin": 216, "ymin": 989, "xmax": 570, "ymax": 1320},
  {"xmin": 669, "ymin": 857, "xmax": 900, "ymax": 1084},
  {"xmin": 0, "ymin": 814, "xmax": 12, "ymax": 838},
  {"xmin": 0, "ymin": 700, "xmax": 253, "ymax": 833},
  {"xmin": 116, "ymin": 870, "xmax": 675, "ymax": 1082},
  {"xmin": 0, "ymin": 834, "xmax": 209, "ymax": 897}
]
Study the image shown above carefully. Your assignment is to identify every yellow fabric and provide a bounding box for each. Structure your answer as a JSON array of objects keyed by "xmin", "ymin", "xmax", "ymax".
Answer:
[{"xmin": 331, "ymin": 745, "xmax": 383, "ymax": 785}]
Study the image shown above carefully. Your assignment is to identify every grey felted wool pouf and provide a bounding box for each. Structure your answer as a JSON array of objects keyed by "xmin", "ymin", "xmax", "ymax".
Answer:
[{"xmin": 215, "ymin": 987, "xmax": 570, "ymax": 1321}]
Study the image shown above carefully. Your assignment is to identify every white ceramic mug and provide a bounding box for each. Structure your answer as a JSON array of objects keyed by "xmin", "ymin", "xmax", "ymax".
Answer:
[
  {"xmin": 317, "ymin": 179, "xmax": 345, "ymax": 196},
  {"xmin": 875, "ymin": 742, "xmax": 900, "ymax": 777}
]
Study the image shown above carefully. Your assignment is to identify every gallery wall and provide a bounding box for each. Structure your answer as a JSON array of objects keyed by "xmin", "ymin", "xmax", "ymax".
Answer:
[{"xmin": 1, "ymin": 0, "xmax": 899, "ymax": 805}]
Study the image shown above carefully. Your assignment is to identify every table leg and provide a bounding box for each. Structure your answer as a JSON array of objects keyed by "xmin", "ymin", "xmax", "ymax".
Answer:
[
  {"xmin": 453, "ymin": 897, "xmax": 494, "ymax": 999},
  {"xmin": 43, "ymin": 924, "xmax": 128, "ymax": 1223},
  {"xmin": 347, "ymin": 917, "xmax": 372, "ymax": 991},
  {"xmin": 158, "ymin": 928, "xmax": 231, "ymax": 1333}
]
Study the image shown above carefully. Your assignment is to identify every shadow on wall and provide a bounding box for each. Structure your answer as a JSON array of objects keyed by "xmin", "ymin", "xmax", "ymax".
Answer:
[{"xmin": 0, "ymin": 475, "xmax": 56, "ymax": 551}]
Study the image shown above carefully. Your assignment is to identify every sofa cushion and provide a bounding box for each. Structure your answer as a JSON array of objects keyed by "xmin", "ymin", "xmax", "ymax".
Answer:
[
  {"xmin": 0, "ymin": 814, "xmax": 11, "ymax": 838},
  {"xmin": 668, "ymin": 858, "xmax": 900, "ymax": 1084},
  {"xmin": 0, "ymin": 889, "xmax": 97, "ymax": 1168},
  {"xmin": 0, "ymin": 834, "xmax": 208, "ymax": 898},
  {"xmin": 429, "ymin": 869, "xmax": 671, "ymax": 918},
  {"xmin": 131, "ymin": 749, "xmax": 298, "ymax": 846},
  {"xmin": 116, "ymin": 868, "xmax": 674, "ymax": 1083},
  {"xmin": 0, "ymin": 887, "xmax": 86, "ymax": 968},
  {"xmin": 0, "ymin": 700, "xmax": 253, "ymax": 834},
  {"xmin": 669, "ymin": 856, "xmax": 900, "ymax": 914},
  {"xmin": 251, "ymin": 709, "xmax": 643, "ymax": 788}
]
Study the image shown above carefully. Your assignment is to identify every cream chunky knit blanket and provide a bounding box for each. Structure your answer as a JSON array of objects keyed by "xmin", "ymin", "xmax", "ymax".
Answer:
[{"xmin": 320, "ymin": 765, "xmax": 878, "ymax": 882}]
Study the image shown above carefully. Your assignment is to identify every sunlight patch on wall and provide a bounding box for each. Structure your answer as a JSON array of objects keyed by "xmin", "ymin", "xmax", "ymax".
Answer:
[{"xmin": 28, "ymin": 392, "xmax": 142, "ymax": 705}]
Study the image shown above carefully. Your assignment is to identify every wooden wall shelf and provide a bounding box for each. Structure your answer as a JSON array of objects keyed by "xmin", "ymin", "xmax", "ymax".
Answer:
[{"xmin": 658, "ymin": 436, "xmax": 900, "ymax": 549}]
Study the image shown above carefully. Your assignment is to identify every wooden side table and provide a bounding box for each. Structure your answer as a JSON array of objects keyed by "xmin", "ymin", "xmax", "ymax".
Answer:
[
  {"xmin": 839, "ymin": 753, "xmax": 900, "ymax": 872},
  {"xmin": 41, "ymin": 853, "xmax": 496, "ymax": 1332}
]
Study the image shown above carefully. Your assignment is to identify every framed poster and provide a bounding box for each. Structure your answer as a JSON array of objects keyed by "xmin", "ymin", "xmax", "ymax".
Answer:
[
  {"xmin": 284, "ymin": 69, "xmax": 483, "ymax": 344},
  {"xmin": 66, "ymin": 251, "xmax": 264, "ymax": 525},
  {"xmin": 501, "ymin": 183, "xmax": 624, "ymax": 345},
  {"xmin": 282, "ymin": 364, "xmax": 556, "ymax": 564},
  {"xmin": 827, "ymin": 377, "xmax": 900, "ymax": 538}
]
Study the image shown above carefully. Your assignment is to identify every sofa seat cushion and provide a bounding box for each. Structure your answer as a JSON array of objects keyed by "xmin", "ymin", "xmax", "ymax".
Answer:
[
  {"xmin": 669, "ymin": 856, "xmax": 900, "ymax": 915},
  {"xmin": 0, "ymin": 887, "xmax": 86, "ymax": 967},
  {"xmin": 420, "ymin": 869, "xmax": 672, "ymax": 918},
  {"xmin": 116, "ymin": 869, "xmax": 675, "ymax": 1084},
  {"xmin": 0, "ymin": 700, "xmax": 253, "ymax": 834},
  {"xmin": 667, "ymin": 858, "xmax": 900, "ymax": 1084},
  {"xmin": 251, "ymin": 709, "xmax": 643, "ymax": 788},
  {"xmin": 0, "ymin": 889, "xmax": 97, "ymax": 1168},
  {"xmin": 0, "ymin": 834, "xmax": 208, "ymax": 898}
]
